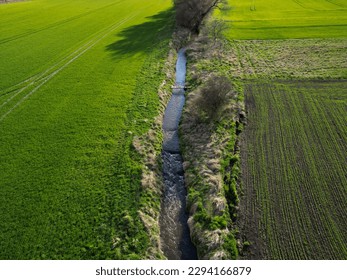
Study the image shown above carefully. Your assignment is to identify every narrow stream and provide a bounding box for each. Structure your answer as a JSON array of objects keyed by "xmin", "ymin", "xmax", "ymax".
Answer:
[{"xmin": 160, "ymin": 49, "xmax": 198, "ymax": 260}]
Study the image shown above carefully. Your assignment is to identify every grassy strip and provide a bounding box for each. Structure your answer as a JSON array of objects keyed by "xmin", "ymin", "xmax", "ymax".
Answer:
[{"xmin": 189, "ymin": 38, "xmax": 347, "ymax": 80}]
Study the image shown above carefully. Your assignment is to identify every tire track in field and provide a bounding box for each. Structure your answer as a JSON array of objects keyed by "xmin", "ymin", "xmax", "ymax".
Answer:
[
  {"xmin": 0, "ymin": 12, "xmax": 139, "ymax": 123},
  {"xmin": 0, "ymin": 31, "xmax": 103, "ymax": 108},
  {"xmin": 291, "ymin": 0, "xmax": 309, "ymax": 9},
  {"xmin": 0, "ymin": 11, "xmax": 135, "ymax": 104},
  {"xmin": 0, "ymin": 74, "xmax": 40, "ymax": 98},
  {"xmin": 0, "ymin": 0, "xmax": 127, "ymax": 45},
  {"xmin": 0, "ymin": 19, "xmax": 116, "ymax": 103},
  {"xmin": 325, "ymin": 0, "xmax": 346, "ymax": 8}
]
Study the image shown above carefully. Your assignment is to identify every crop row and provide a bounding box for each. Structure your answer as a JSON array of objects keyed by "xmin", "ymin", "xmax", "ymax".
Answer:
[{"xmin": 241, "ymin": 80, "xmax": 347, "ymax": 259}]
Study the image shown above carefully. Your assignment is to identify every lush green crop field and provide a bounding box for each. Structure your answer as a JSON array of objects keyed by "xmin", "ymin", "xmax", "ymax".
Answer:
[
  {"xmin": 217, "ymin": 0, "xmax": 347, "ymax": 39},
  {"xmin": 0, "ymin": 0, "xmax": 173, "ymax": 259},
  {"xmin": 241, "ymin": 80, "xmax": 347, "ymax": 259}
]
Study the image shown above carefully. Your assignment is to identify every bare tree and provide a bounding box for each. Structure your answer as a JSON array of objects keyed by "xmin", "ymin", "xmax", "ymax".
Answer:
[{"xmin": 174, "ymin": 0, "xmax": 222, "ymax": 32}]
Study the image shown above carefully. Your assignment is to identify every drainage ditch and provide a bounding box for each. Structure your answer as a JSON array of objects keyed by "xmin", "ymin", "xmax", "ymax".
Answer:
[{"xmin": 159, "ymin": 48, "xmax": 197, "ymax": 260}]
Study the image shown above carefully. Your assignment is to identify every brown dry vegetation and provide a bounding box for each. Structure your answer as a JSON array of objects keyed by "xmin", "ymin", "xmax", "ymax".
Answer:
[
  {"xmin": 193, "ymin": 39, "xmax": 347, "ymax": 80},
  {"xmin": 179, "ymin": 32, "xmax": 244, "ymax": 259},
  {"xmin": 180, "ymin": 89, "xmax": 241, "ymax": 259},
  {"xmin": 131, "ymin": 46, "xmax": 178, "ymax": 259}
]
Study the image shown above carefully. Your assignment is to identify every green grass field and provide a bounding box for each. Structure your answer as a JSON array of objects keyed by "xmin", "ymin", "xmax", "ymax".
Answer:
[
  {"xmin": 0, "ymin": 0, "xmax": 173, "ymax": 259},
  {"xmin": 217, "ymin": 0, "xmax": 347, "ymax": 39}
]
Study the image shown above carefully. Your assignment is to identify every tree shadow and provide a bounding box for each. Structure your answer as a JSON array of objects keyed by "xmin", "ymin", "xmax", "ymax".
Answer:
[{"xmin": 106, "ymin": 8, "xmax": 175, "ymax": 57}]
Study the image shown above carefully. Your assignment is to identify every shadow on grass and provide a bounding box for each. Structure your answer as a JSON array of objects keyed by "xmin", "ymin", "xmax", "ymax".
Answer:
[{"xmin": 106, "ymin": 8, "xmax": 175, "ymax": 57}]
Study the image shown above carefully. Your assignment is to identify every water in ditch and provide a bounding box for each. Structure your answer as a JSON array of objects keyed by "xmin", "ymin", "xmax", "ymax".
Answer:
[{"xmin": 160, "ymin": 49, "xmax": 198, "ymax": 260}]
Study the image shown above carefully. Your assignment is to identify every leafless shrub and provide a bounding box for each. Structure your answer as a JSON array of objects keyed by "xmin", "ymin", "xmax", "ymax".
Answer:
[
  {"xmin": 207, "ymin": 19, "xmax": 228, "ymax": 44},
  {"xmin": 193, "ymin": 75, "xmax": 235, "ymax": 121}
]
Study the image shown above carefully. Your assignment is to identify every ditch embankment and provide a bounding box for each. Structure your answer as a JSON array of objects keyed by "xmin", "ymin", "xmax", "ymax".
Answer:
[
  {"xmin": 179, "ymin": 38, "xmax": 244, "ymax": 258},
  {"xmin": 135, "ymin": 2, "xmax": 244, "ymax": 259},
  {"xmin": 159, "ymin": 48, "xmax": 197, "ymax": 260}
]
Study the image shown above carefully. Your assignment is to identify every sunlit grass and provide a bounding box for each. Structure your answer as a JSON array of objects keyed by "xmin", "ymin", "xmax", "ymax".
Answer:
[
  {"xmin": 0, "ymin": 0, "xmax": 173, "ymax": 259},
  {"xmin": 216, "ymin": 0, "xmax": 347, "ymax": 39}
]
